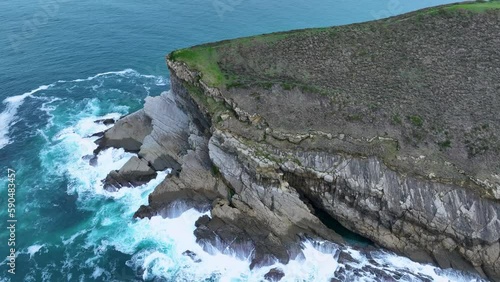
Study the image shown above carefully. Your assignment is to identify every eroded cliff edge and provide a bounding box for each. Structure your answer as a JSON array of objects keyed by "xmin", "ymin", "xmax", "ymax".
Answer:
[{"xmin": 98, "ymin": 2, "xmax": 499, "ymax": 281}]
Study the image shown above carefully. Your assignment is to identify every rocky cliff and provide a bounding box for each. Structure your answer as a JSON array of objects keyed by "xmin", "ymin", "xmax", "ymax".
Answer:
[{"xmin": 96, "ymin": 2, "xmax": 500, "ymax": 281}]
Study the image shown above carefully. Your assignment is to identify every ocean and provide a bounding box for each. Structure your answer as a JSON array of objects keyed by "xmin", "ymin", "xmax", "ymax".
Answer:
[{"xmin": 0, "ymin": 0, "xmax": 484, "ymax": 281}]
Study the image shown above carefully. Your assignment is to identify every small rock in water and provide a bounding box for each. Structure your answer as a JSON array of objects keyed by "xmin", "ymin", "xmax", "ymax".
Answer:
[
  {"xmin": 133, "ymin": 205, "xmax": 155, "ymax": 219},
  {"xmin": 182, "ymin": 250, "xmax": 202, "ymax": 263},
  {"xmin": 94, "ymin": 118, "xmax": 115, "ymax": 126},
  {"xmin": 264, "ymin": 268, "xmax": 285, "ymax": 282},
  {"xmin": 89, "ymin": 155, "xmax": 98, "ymax": 167},
  {"xmin": 82, "ymin": 154, "xmax": 93, "ymax": 161},
  {"xmin": 82, "ymin": 154, "xmax": 98, "ymax": 167}
]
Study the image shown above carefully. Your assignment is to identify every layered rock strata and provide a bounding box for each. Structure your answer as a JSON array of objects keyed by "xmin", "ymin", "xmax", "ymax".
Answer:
[{"xmin": 96, "ymin": 4, "xmax": 500, "ymax": 281}]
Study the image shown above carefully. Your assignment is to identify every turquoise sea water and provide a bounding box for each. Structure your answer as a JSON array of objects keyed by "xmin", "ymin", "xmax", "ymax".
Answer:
[{"xmin": 0, "ymin": 0, "xmax": 484, "ymax": 281}]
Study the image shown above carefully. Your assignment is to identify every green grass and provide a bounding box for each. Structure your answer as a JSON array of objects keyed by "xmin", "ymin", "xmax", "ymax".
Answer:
[
  {"xmin": 404, "ymin": 0, "xmax": 500, "ymax": 19},
  {"xmin": 169, "ymin": 33, "xmax": 313, "ymax": 88},
  {"xmin": 170, "ymin": 47, "xmax": 225, "ymax": 87},
  {"xmin": 183, "ymin": 82, "xmax": 228, "ymax": 123},
  {"xmin": 168, "ymin": 30, "xmax": 302, "ymax": 88},
  {"xmin": 211, "ymin": 164, "xmax": 220, "ymax": 176},
  {"xmin": 438, "ymin": 139, "xmax": 452, "ymax": 150},
  {"xmin": 392, "ymin": 114, "xmax": 402, "ymax": 125},
  {"xmin": 408, "ymin": 115, "xmax": 424, "ymax": 127},
  {"xmin": 347, "ymin": 114, "xmax": 363, "ymax": 122},
  {"xmin": 282, "ymin": 82, "xmax": 294, "ymax": 91},
  {"xmin": 168, "ymin": 27, "xmax": 338, "ymax": 88},
  {"xmin": 445, "ymin": 1, "xmax": 500, "ymax": 12}
]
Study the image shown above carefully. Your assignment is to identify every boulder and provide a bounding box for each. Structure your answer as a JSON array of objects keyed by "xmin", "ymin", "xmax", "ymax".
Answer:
[
  {"xmin": 264, "ymin": 268, "xmax": 285, "ymax": 282},
  {"xmin": 94, "ymin": 109, "xmax": 152, "ymax": 154}
]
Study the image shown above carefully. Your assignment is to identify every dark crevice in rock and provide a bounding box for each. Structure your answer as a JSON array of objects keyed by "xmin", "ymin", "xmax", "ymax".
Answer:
[
  {"xmin": 211, "ymin": 164, "xmax": 237, "ymax": 207},
  {"xmin": 139, "ymin": 151, "xmax": 182, "ymax": 174},
  {"xmin": 286, "ymin": 172, "xmax": 373, "ymax": 246},
  {"xmin": 314, "ymin": 203, "xmax": 373, "ymax": 246}
]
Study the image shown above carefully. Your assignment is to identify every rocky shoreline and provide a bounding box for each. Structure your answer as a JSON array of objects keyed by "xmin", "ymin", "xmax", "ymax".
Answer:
[
  {"xmin": 94, "ymin": 76, "xmax": 348, "ymax": 271},
  {"xmin": 91, "ymin": 65, "xmax": 498, "ymax": 281},
  {"xmin": 92, "ymin": 3, "xmax": 500, "ymax": 281},
  {"xmin": 165, "ymin": 60, "xmax": 498, "ymax": 281}
]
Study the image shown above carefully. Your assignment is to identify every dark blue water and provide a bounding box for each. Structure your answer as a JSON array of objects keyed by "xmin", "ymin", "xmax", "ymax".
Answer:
[{"xmin": 0, "ymin": 1, "xmax": 481, "ymax": 281}]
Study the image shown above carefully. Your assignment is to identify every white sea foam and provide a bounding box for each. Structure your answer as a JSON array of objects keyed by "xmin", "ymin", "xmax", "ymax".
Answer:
[
  {"xmin": 49, "ymin": 115, "xmax": 135, "ymax": 198},
  {"xmin": 7, "ymin": 244, "xmax": 48, "ymax": 262},
  {"xmin": 55, "ymin": 68, "xmax": 167, "ymax": 85},
  {"xmin": 57, "ymin": 69, "xmax": 137, "ymax": 83},
  {"xmin": 37, "ymin": 96, "xmax": 62, "ymax": 127},
  {"xmin": 41, "ymin": 269, "xmax": 53, "ymax": 281},
  {"xmin": 26, "ymin": 244, "xmax": 46, "ymax": 259},
  {"xmin": 123, "ymin": 215, "xmax": 346, "ymax": 281},
  {"xmin": 0, "ymin": 84, "xmax": 53, "ymax": 149},
  {"xmin": 62, "ymin": 229, "xmax": 89, "ymax": 246},
  {"xmin": 1, "ymin": 68, "xmax": 164, "ymax": 151},
  {"xmin": 91, "ymin": 267, "xmax": 105, "ymax": 279}
]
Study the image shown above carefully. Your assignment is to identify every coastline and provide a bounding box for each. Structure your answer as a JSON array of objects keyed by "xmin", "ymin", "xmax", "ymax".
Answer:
[{"xmin": 94, "ymin": 2, "xmax": 500, "ymax": 281}]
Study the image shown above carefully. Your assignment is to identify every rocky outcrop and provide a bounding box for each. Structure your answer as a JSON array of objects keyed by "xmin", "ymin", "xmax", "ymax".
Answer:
[
  {"xmin": 131, "ymin": 73, "xmax": 346, "ymax": 268},
  {"xmin": 131, "ymin": 78, "xmax": 229, "ymax": 218},
  {"xmin": 162, "ymin": 51, "xmax": 500, "ymax": 280},
  {"xmin": 206, "ymin": 124, "xmax": 500, "ymax": 279},
  {"xmin": 98, "ymin": 3, "xmax": 500, "ymax": 281},
  {"xmin": 95, "ymin": 109, "xmax": 152, "ymax": 153},
  {"xmin": 104, "ymin": 156, "xmax": 157, "ymax": 190},
  {"xmin": 137, "ymin": 92, "xmax": 191, "ymax": 172},
  {"xmin": 134, "ymin": 132, "xmax": 228, "ymax": 218},
  {"xmin": 95, "ymin": 92, "xmax": 192, "ymax": 189},
  {"xmin": 99, "ymin": 74, "xmax": 348, "ymax": 269},
  {"xmin": 200, "ymin": 129, "xmax": 344, "ymax": 267},
  {"xmin": 102, "ymin": 60, "xmax": 498, "ymax": 279}
]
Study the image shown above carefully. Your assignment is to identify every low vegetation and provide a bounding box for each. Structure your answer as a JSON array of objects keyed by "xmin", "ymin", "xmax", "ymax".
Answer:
[{"xmin": 168, "ymin": 0, "xmax": 500, "ymax": 192}]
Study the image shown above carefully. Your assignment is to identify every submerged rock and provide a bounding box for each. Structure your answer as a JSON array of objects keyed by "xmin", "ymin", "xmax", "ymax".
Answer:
[
  {"xmin": 264, "ymin": 268, "xmax": 285, "ymax": 282},
  {"xmin": 94, "ymin": 118, "xmax": 116, "ymax": 126},
  {"xmin": 182, "ymin": 250, "xmax": 202, "ymax": 263}
]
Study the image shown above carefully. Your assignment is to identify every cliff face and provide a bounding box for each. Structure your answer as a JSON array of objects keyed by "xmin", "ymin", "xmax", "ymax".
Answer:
[
  {"xmin": 165, "ymin": 58, "xmax": 500, "ymax": 280},
  {"xmin": 97, "ymin": 2, "xmax": 500, "ymax": 281}
]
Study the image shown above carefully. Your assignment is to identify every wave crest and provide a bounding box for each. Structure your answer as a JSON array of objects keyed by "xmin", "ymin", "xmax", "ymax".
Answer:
[{"xmin": 0, "ymin": 69, "xmax": 166, "ymax": 150}]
